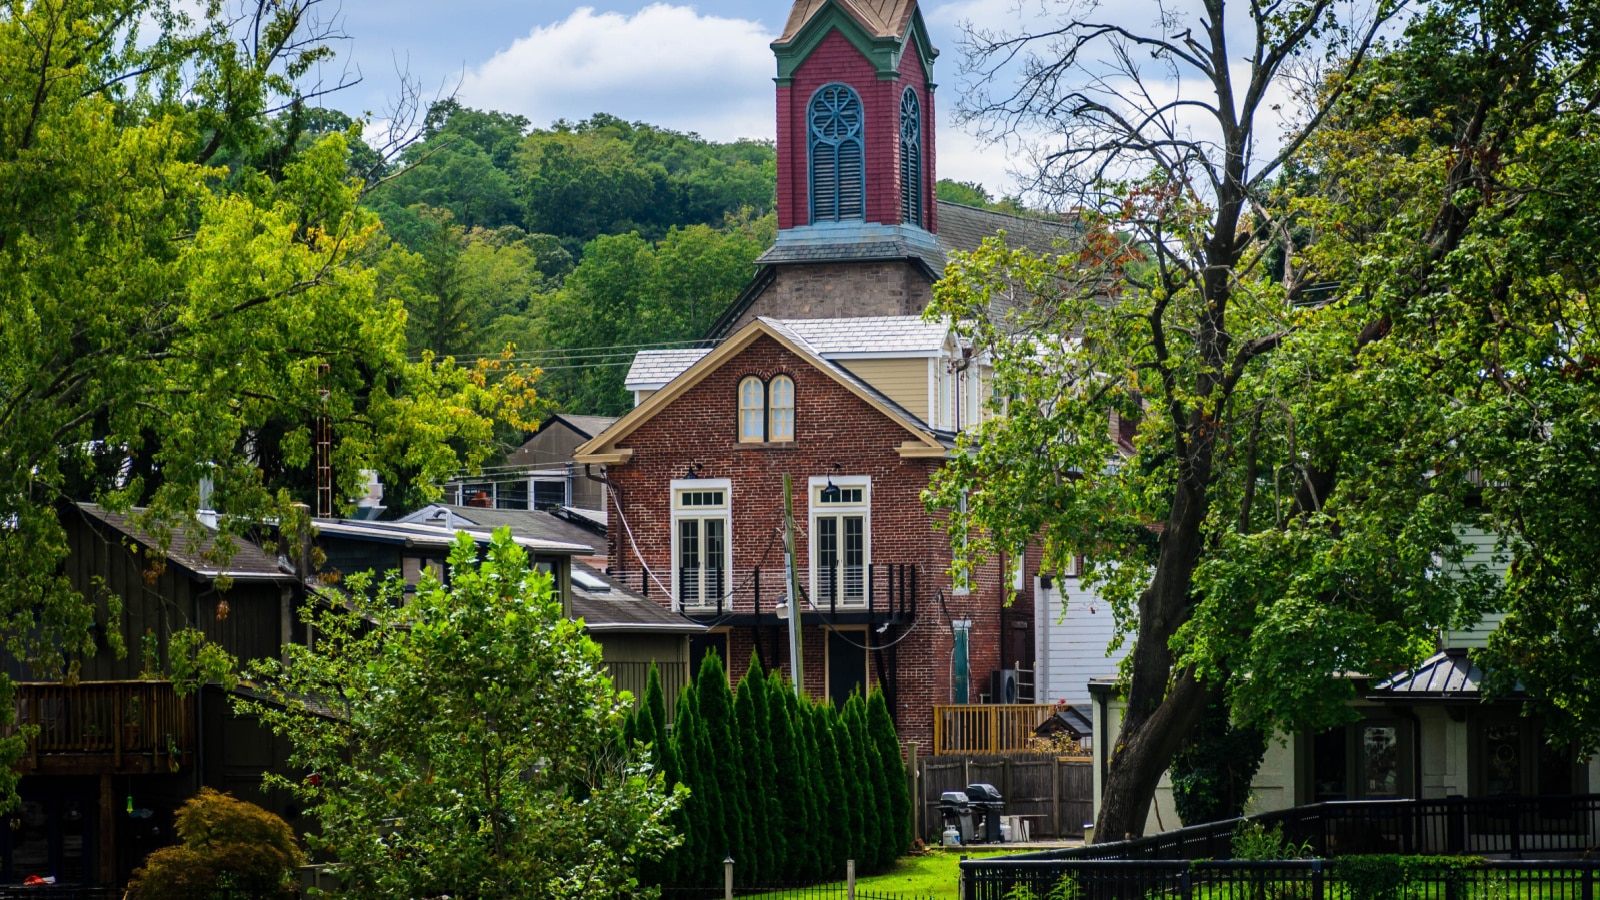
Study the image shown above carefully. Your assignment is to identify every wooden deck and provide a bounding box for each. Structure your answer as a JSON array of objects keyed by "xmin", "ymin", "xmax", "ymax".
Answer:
[
  {"xmin": 932, "ymin": 704, "xmax": 1086, "ymax": 755},
  {"xmin": 8, "ymin": 680, "xmax": 193, "ymax": 775}
]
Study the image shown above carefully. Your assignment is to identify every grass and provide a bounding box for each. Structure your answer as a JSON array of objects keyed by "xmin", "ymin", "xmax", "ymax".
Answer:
[{"xmin": 852, "ymin": 849, "xmax": 1016, "ymax": 899}]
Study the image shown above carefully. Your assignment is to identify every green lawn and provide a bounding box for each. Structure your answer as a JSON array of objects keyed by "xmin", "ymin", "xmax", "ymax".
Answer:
[{"xmin": 852, "ymin": 850, "xmax": 1015, "ymax": 899}]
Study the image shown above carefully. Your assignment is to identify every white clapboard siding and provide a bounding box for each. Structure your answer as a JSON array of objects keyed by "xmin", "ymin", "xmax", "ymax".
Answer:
[
  {"xmin": 1442, "ymin": 527, "xmax": 1511, "ymax": 649},
  {"xmin": 1034, "ymin": 577, "xmax": 1130, "ymax": 705}
]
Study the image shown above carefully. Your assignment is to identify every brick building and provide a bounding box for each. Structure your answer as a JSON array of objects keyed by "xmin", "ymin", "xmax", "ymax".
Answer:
[{"xmin": 577, "ymin": 316, "xmax": 1044, "ymax": 754}]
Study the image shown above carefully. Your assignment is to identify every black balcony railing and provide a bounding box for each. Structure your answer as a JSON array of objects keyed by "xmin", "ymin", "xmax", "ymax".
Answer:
[{"xmin": 625, "ymin": 564, "xmax": 918, "ymax": 619}]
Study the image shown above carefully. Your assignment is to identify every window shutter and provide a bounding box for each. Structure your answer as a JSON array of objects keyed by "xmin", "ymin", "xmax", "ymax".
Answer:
[
  {"xmin": 899, "ymin": 87, "xmax": 922, "ymax": 227},
  {"xmin": 808, "ymin": 84, "xmax": 865, "ymax": 223}
]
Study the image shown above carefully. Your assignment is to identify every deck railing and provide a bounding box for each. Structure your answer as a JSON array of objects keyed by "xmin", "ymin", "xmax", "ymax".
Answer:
[
  {"xmin": 932, "ymin": 704, "xmax": 1080, "ymax": 755},
  {"xmin": 7, "ymin": 680, "xmax": 193, "ymax": 773}
]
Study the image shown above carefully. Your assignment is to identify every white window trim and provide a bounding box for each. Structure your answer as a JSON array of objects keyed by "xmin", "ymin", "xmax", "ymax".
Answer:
[
  {"xmin": 738, "ymin": 376, "xmax": 766, "ymax": 443},
  {"xmin": 952, "ymin": 490, "xmax": 971, "ymax": 596},
  {"xmin": 670, "ymin": 477, "xmax": 733, "ymax": 612},
  {"xmin": 807, "ymin": 475, "xmax": 871, "ymax": 610}
]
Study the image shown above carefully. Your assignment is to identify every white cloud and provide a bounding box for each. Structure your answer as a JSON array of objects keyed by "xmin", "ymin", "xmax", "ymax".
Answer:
[{"xmin": 460, "ymin": 4, "xmax": 776, "ymax": 142}]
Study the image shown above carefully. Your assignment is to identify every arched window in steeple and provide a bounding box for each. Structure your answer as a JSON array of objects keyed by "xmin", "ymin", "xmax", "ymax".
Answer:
[
  {"xmin": 809, "ymin": 84, "xmax": 864, "ymax": 222},
  {"xmin": 899, "ymin": 87, "xmax": 922, "ymax": 227}
]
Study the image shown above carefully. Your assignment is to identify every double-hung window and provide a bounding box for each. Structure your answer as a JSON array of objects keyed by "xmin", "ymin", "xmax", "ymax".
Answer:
[
  {"xmin": 810, "ymin": 477, "xmax": 869, "ymax": 609},
  {"xmin": 673, "ymin": 479, "xmax": 730, "ymax": 611}
]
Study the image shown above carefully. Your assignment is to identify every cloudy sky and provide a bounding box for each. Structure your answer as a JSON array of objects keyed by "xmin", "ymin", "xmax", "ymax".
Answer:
[{"xmin": 316, "ymin": 0, "xmax": 1042, "ymax": 197}]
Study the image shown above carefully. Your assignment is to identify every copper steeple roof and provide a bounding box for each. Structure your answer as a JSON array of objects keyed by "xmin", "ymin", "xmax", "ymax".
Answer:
[{"xmin": 776, "ymin": 0, "xmax": 920, "ymax": 43}]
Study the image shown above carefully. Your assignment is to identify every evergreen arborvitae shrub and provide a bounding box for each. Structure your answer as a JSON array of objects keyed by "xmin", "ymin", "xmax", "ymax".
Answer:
[
  {"xmin": 127, "ymin": 789, "xmax": 303, "ymax": 900},
  {"xmin": 763, "ymin": 670, "xmax": 799, "ymax": 879},
  {"xmin": 742, "ymin": 658, "xmax": 782, "ymax": 878},
  {"xmin": 844, "ymin": 695, "xmax": 880, "ymax": 866},
  {"xmin": 814, "ymin": 701, "xmax": 852, "ymax": 876},
  {"xmin": 674, "ymin": 682, "xmax": 720, "ymax": 884},
  {"xmin": 733, "ymin": 673, "xmax": 770, "ymax": 880},
  {"xmin": 867, "ymin": 689, "xmax": 911, "ymax": 863},
  {"xmin": 695, "ymin": 652, "xmax": 746, "ymax": 875}
]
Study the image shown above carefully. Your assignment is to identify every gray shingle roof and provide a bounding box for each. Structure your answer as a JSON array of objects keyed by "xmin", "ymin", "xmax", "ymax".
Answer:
[
  {"xmin": 77, "ymin": 503, "xmax": 295, "ymax": 582},
  {"xmin": 549, "ymin": 414, "xmax": 618, "ymax": 439},
  {"xmin": 626, "ymin": 348, "xmax": 713, "ymax": 390},
  {"xmin": 569, "ymin": 561, "xmax": 705, "ymax": 634},
  {"xmin": 936, "ymin": 202, "xmax": 1078, "ymax": 257},
  {"xmin": 776, "ymin": 316, "xmax": 947, "ymax": 355},
  {"xmin": 756, "ymin": 236, "xmax": 947, "ymax": 271},
  {"xmin": 761, "ymin": 317, "xmax": 952, "ymax": 445}
]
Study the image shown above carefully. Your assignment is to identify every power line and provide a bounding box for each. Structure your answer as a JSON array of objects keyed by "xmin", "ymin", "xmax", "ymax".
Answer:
[{"xmin": 407, "ymin": 337, "xmax": 719, "ymax": 363}]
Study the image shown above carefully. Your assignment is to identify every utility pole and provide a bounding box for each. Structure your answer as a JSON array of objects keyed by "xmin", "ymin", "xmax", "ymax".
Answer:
[{"xmin": 782, "ymin": 473, "xmax": 804, "ymax": 696}]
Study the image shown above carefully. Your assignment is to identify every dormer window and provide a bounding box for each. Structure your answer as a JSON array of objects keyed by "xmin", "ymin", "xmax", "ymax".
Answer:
[
  {"xmin": 769, "ymin": 375, "xmax": 795, "ymax": 442},
  {"xmin": 809, "ymin": 84, "xmax": 865, "ymax": 223}
]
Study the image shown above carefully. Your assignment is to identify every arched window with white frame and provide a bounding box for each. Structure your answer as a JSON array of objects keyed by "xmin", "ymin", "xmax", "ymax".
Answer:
[
  {"xmin": 738, "ymin": 375, "xmax": 765, "ymax": 442},
  {"xmin": 768, "ymin": 375, "xmax": 795, "ymax": 442}
]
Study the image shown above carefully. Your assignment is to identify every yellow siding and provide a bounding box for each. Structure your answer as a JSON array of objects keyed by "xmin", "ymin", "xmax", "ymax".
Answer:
[{"xmin": 840, "ymin": 358, "xmax": 930, "ymax": 420}]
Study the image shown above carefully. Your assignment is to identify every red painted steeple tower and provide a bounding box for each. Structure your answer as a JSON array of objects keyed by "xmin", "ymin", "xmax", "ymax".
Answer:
[{"xmin": 704, "ymin": 0, "xmax": 945, "ymax": 336}]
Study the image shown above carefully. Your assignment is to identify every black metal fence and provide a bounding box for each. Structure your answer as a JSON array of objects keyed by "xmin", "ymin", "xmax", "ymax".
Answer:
[
  {"xmin": 662, "ymin": 883, "xmax": 936, "ymax": 900},
  {"xmin": 1018, "ymin": 795, "xmax": 1600, "ymax": 862},
  {"xmin": 962, "ymin": 858, "xmax": 1600, "ymax": 900}
]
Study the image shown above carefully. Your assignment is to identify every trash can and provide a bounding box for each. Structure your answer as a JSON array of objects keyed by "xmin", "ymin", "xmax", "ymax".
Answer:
[
  {"xmin": 965, "ymin": 783, "xmax": 1004, "ymax": 843},
  {"xmin": 938, "ymin": 790, "xmax": 975, "ymax": 845}
]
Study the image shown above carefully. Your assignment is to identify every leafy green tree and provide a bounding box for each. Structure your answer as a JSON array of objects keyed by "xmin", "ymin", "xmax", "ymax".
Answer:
[
  {"xmin": 936, "ymin": 0, "xmax": 1591, "ymax": 840},
  {"xmin": 866, "ymin": 690, "xmax": 910, "ymax": 862},
  {"xmin": 127, "ymin": 789, "xmax": 304, "ymax": 900},
  {"xmin": 935, "ymin": 179, "xmax": 1027, "ymax": 215},
  {"xmin": 0, "ymin": 0, "xmax": 537, "ymax": 812},
  {"xmin": 243, "ymin": 531, "xmax": 681, "ymax": 899},
  {"xmin": 672, "ymin": 682, "xmax": 721, "ymax": 884}
]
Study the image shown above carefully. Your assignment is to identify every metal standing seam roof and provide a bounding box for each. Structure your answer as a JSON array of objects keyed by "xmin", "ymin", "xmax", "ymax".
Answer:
[
  {"xmin": 76, "ymin": 504, "xmax": 295, "ymax": 582},
  {"xmin": 1370, "ymin": 649, "xmax": 1522, "ymax": 697},
  {"xmin": 625, "ymin": 348, "xmax": 713, "ymax": 390}
]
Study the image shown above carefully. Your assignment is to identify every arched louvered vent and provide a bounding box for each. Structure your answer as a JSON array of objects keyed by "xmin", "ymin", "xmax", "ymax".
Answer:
[
  {"xmin": 899, "ymin": 87, "xmax": 922, "ymax": 227},
  {"xmin": 809, "ymin": 84, "xmax": 865, "ymax": 222}
]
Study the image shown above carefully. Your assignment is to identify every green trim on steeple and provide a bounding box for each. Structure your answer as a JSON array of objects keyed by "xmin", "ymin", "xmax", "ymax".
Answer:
[{"xmin": 771, "ymin": 1, "xmax": 937, "ymax": 85}]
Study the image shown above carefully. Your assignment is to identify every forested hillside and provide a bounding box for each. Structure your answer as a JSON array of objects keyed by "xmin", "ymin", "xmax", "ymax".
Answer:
[{"xmin": 359, "ymin": 100, "xmax": 1020, "ymax": 425}]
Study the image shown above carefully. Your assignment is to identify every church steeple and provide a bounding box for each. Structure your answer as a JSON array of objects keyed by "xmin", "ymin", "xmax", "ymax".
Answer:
[{"xmin": 768, "ymin": 0, "xmax": 938, "ymax": 240}]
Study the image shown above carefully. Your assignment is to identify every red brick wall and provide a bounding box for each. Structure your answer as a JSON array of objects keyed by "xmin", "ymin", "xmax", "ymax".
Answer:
[
  {"xmin": 602, "ymin": 335, "xmax": 1012, "ymax": 751},
  {"xmin": 774, "ymin": 30, "xmax": 936, "ymax": 233}
]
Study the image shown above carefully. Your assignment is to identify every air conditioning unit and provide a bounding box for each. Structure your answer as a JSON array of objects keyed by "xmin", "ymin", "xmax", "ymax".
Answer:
[{"xmin": 990, "ymin": 669, "xmax": 1020, "ymax": 705}]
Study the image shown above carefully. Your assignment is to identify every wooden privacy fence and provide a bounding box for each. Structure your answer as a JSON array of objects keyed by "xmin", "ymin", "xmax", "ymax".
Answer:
[
  {"xmin": 932, "ymin": 704, "xmax": 1078, "ymax": 755},
  {"xmin": 917, "ymin": 753, "xmax": 1093, "ymax": 842}
]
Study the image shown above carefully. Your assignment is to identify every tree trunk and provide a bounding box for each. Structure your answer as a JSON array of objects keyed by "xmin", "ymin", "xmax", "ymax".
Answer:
[{"xmin": 1092, "ymin": 439, "xmax": 1218, "ymax": 840}]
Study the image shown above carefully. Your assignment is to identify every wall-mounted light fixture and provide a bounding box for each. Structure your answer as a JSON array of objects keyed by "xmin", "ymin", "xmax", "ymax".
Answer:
[{"xmin": 819, "ymin": 462, "xmax": 842, "ymax": 503}]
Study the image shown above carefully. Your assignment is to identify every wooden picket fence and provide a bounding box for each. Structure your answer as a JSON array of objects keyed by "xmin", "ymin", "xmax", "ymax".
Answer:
[{"xmin": 916, "ymin": 753, "xmax": 1093, "ymax": 843}]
